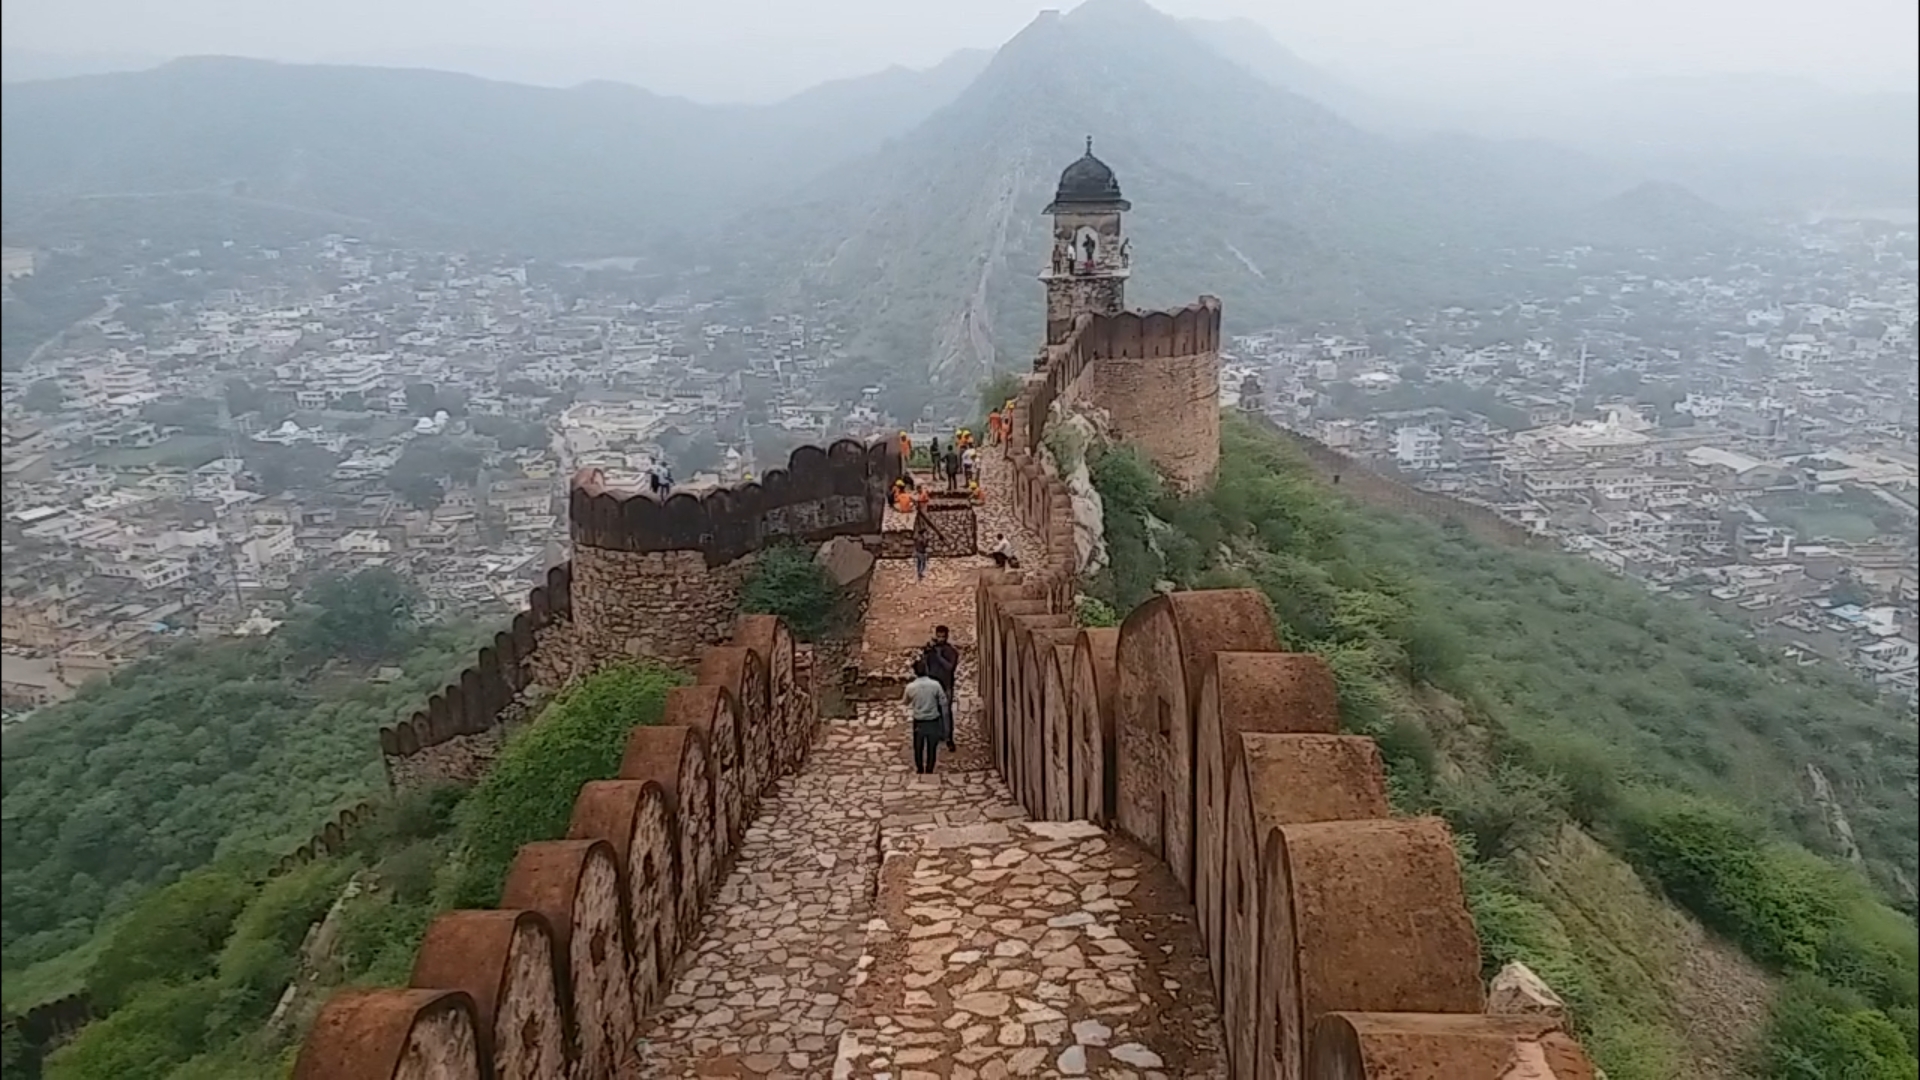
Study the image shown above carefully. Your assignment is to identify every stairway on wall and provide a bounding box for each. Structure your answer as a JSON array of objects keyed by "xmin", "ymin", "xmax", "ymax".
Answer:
[{"xmin": 631, "ymin": 537, "xmax": 1224, "ymax": 1078}]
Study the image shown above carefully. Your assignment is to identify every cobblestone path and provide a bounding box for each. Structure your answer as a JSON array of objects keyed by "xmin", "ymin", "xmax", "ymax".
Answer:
[{"xmin": 633, "ymin": 457, "xmax": 1222, "ymax": 1078}]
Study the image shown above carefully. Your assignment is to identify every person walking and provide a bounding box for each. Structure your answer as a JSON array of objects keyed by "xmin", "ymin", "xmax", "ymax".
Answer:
[
  {"xmin": 961, "ymin": 444, "xmax": 978, "ymax": 487},
  {"xmin": 921, "ymin": 625, "xmax": 961, "ymax": 751},
  {"xmin": 913, "ymin": 530, "xmax": 930, "ymax": 581},
  {"xmin": 902, "ymin": 660, "xmax": 949, "ymax": 774}
]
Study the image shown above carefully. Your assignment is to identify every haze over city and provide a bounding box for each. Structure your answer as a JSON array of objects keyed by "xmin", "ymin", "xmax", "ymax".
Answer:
[{"xmin": 4, "ymin": 0, "xmax": 1915, "ymax": 101}]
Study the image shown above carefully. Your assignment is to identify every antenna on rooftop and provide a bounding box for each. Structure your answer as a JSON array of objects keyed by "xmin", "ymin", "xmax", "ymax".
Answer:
[{"xmin": 216, "ymin": 396, "xmax": 247, "ymax": 613}]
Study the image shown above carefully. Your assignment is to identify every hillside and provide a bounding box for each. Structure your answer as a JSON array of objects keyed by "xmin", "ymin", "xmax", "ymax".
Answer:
[
  {"xmin": 0, "ymin": 51, "xmax": 985, "ymax": 254},
  {"xmin": 725, "ymin": 0, "xmax": 1636, "ymax": 408},
  {"xmin": 0, "ymin": 573, "xmax": 487, "ymax": 988},
  {"xmin": 1076, "ymin": 412, "xmax": 1917, "ymax": 1078},
  {"xmin": 1577, "ymin": 180, "xmax": 1759, "ymax": 251}
]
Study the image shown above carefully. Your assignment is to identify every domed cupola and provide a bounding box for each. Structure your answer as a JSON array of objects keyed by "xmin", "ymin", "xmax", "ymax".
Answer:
[{"xmin": 1045, "ymin": 136, "xmax": 1131, "ymax": 212}]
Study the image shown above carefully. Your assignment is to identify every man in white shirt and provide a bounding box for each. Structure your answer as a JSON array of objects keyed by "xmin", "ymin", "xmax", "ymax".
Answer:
[
  {"xmin": 988, "ymin": 533, "xmax": 1020, "ymax": 570},
  {"xmin": 902, "ymin": 660, "xmax": 950, "ymax": 774}
]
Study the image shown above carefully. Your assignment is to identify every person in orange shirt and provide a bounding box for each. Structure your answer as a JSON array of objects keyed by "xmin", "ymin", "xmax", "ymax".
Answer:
[
  {"xmin": 898, "ymin": 431, "xmax": 912, "ymax": 462},
  {"xmin": 893, "ymin": 488, "xmax": 914, "ymax": 514},
  {"xmin": 913, "ymin": 486, "xmax": 931, "ymax": 511},
  {"xmin": 968, "ymin": 480, "xmax": 985, "ymax": 505},
  {"xmin": 987, "ymin": 410, "xmax": 1003, "ymax": 445}
]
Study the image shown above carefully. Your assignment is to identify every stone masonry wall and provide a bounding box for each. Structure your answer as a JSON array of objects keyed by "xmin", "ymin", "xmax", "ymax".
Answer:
[
  {"xmin": 982, "ymin": 305, "xmax": 1599, "ymax": 1079},
  {"xmin": 292, "ymin": 614, "xmax": 814, "ymax": 1080},
  {"xmin": 1022, "ymin": 299, "xmax": 1225, "ymax": 495},
  {"xmin": 374, "ymin": 436, "xmax": 899, "ymax": 792},
  {"xmin": 571, "ymin": 547, "xmax": 755, "ymax": 667}
]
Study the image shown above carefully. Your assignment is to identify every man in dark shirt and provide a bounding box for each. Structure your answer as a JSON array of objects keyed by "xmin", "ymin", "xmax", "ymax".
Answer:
[
  {"xmin": 942, "ymin": 447, "xmax": 962, "ymax": 492},
  {"xmin": 920, "ymin": 625, "xmax": 961, "ymax": 751}
]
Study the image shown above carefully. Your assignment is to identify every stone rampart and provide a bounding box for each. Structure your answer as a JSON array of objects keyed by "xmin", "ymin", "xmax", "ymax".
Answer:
[
  {"xmin": 372, "ymin": 437, "xmax": 895, "ymax": 791},
  {"xmin": 376, "ymin": 563, "xmax": 577, "ymax": 791},
  {"xmin": 981, "ymin": 325, "xmax": 1596, "ymax": 1078},
  {"xmin": 291, "ymin": 613, "xmax": 814, "ymax": 1080},
  {"xmin": 1263, "ymin": 420, "xmax": 1551, "ymax": 551},
  {"xmin": 1020, "ymin": 299, "xmax": 1224, "ymax": 493},
  {"xmin": 568, "ymin": 437, "xmax": 899, "ymax": 562}
]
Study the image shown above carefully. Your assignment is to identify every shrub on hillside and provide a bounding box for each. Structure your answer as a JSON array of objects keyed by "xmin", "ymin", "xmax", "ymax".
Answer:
[
  {"xmin": 1619, "ymin": 792, "xmax": 1844, "ymax": 972},
  {"xmin": 88, "ymin": 869, "xmax": 259, "ymax": 1013},
  {"xmin": 1762, "ymin": 977, "xmax": 1919, "ymax": 1080},
  {"xmin": 1073, "ymin": 595, "xmax": 1119, "ymax": 628},
  {"xmin": 739, "ymin": 544, "xmax": 841, "ymax": 642},
  {"xmin": 446, "ymin": 662, "xmax": 686, "ymax": 907},
  {"xmin": 41, "ymin": 979, "xmax": 221, "ymax": 1080}
]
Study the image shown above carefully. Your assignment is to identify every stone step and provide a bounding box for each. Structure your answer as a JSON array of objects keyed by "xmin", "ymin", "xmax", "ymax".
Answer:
[{"xmin": 833, "ymin": 819, "xmax": 1227, "ymax": 1080}]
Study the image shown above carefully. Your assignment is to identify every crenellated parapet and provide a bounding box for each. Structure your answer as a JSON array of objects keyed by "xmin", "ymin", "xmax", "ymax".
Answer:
[
  {"xmin": 291, "ymin": 613, "xmax": 813, "ymax": 1080},
  {"xmin": 567, "ymin": 437, "xmax": 900, "ymax": 564},
  {"xmin": 976, "ymin": 582, "xmax": 1599, "ymax": 1079},
  {"xmin": 376, "ymin": 563, "xmax": 577, "ymax": 789},
  {"xmin": 981, "ymin": 321, "xmax": 1596, "ymax": 1078}
]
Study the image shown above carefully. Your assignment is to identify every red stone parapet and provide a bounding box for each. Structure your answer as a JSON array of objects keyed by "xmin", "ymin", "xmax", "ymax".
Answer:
[
  {"xmin": 568, "ymin": 437, "xmax": 902, "ymax": 565},
  {"xmin": 978, "ymin": 309, "xmax": 1598, "ymax": 1079},
  {"xmin": 290, "ymin": 614, "xmax": 813, "ymax": 1080},
  {"xmin": 377, "ymin": 562, "xmax": 577, "ymax": 788}
]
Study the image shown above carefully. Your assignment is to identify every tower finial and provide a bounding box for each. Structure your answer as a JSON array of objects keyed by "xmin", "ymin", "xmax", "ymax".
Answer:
[{"xmin": 1085, "ymin": 134, "xmax": 1094, "ymax": 155}]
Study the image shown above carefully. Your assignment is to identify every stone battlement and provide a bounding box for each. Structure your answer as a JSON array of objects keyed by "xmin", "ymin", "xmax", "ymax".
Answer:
[
  {"xmin": 569, "ymin": 437, "xmax": 901, "ymax": 565},
  {"xmin": 375, "ymin": 563, "xmax": 579, "ymax": 789},
  {"xmin": 1023, "ymin": 298, "xmax": 1224, "ymax": 492},
  {"xmin": 294, "ymin": 614, "xmax": 812, "ymax": 1080},
  {"xmin": 977, "ymin": 322, "xmax": 1598, "ymax": 1079}
]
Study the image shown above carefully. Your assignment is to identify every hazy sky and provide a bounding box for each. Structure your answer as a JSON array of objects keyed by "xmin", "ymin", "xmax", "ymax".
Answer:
[{"xmin": 4, "ymin": 0, "xmax": 1915, "ymax": 102}]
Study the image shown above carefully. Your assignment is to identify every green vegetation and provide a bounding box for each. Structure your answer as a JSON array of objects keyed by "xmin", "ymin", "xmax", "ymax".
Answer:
[
  {"xmin": 739, "ymin": 544, "xmax": 846, "ymax": 642},
  {"xmin": 440, "ymin": 663, "xmax": 687, "ymax": 909},
  {"xmin": 16, "ymin": 660, "xmax": 683, "ymax": 1080},
  {"xmin": 1084, "ymin": 413, "xmax": 1918, "ymax": 1078},
  {"xmin": 2, "ymin": 570, "xmax": 469, "ymax": 986}
]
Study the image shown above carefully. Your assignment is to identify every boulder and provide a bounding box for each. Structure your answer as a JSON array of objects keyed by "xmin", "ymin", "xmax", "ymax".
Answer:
[{"xmin": 1488, "ymin": 961, "xmax": 1568, "ymax": 1023}]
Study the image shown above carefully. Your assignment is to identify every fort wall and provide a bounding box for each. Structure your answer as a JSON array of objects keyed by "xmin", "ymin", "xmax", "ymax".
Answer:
[
  {"xmin": 291, "ymin": 613, "xmax": 815, "ymax": 1080},
  {"xmin": 984, "ymin": 309, "xmax": 1597, "ymax": 1079},
  {"xmin": 374, "ymin": 437, "xmax": 899, "ymax": 790},
  {"xmin": 1264, "ymin": 420, "xmax": 1551, "ymax": 551},
  {"xmin": 1025, "ymin": 299, "xmax": 1224, "ymax": 493}
]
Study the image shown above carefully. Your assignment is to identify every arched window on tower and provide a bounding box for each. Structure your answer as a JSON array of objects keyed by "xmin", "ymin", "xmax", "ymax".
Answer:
[{"xmin": 1073, "ymin": 226, "xmax": 1100, "ymax": 274}]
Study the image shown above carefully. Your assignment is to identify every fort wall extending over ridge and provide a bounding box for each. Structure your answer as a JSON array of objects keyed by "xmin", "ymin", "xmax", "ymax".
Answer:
[
  {"xmin": 1267, "ymin": 421, "xmax": 1552, "ymax": 551},
  {"xmin": 988, "ymin": 299, "xmax": 1598, "ymax": 1078},
  {"xmin": 267, "ymin": 297, "xmax": 1599, "ymax": 1076}
]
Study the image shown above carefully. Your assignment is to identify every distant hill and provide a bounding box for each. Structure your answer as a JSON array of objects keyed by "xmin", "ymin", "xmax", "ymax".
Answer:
[
  {"xmin": 0, "ymin": 52, "xmax": 988, "ymax": 253},
  {"xmin": 729, "ymin": 0, "xmax": 1630, "ymax": 401},
  {"xmin": 0, "ymin": 48, "xmax": 166, "ymax": 83},
  {"xmin": 1189, "ymin": 28, "xmax": 1918, "ymax": 217},
  {"xmin": 1576, "ymin": 181, "xmax": 1758, "ymax": 251}
]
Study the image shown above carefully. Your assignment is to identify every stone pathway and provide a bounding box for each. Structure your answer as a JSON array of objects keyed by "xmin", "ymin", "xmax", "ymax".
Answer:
[
  {"xmin": 632, "ymin": 506, "xmax": 1221, "ymax": 1078},
  {"xmin": 835, "ymin": 819, "xmax": 1225, "ymax": 1079},
  {"xmin": 973, "ymin": 447, "xmax": 1047, "ymax": 572}
]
